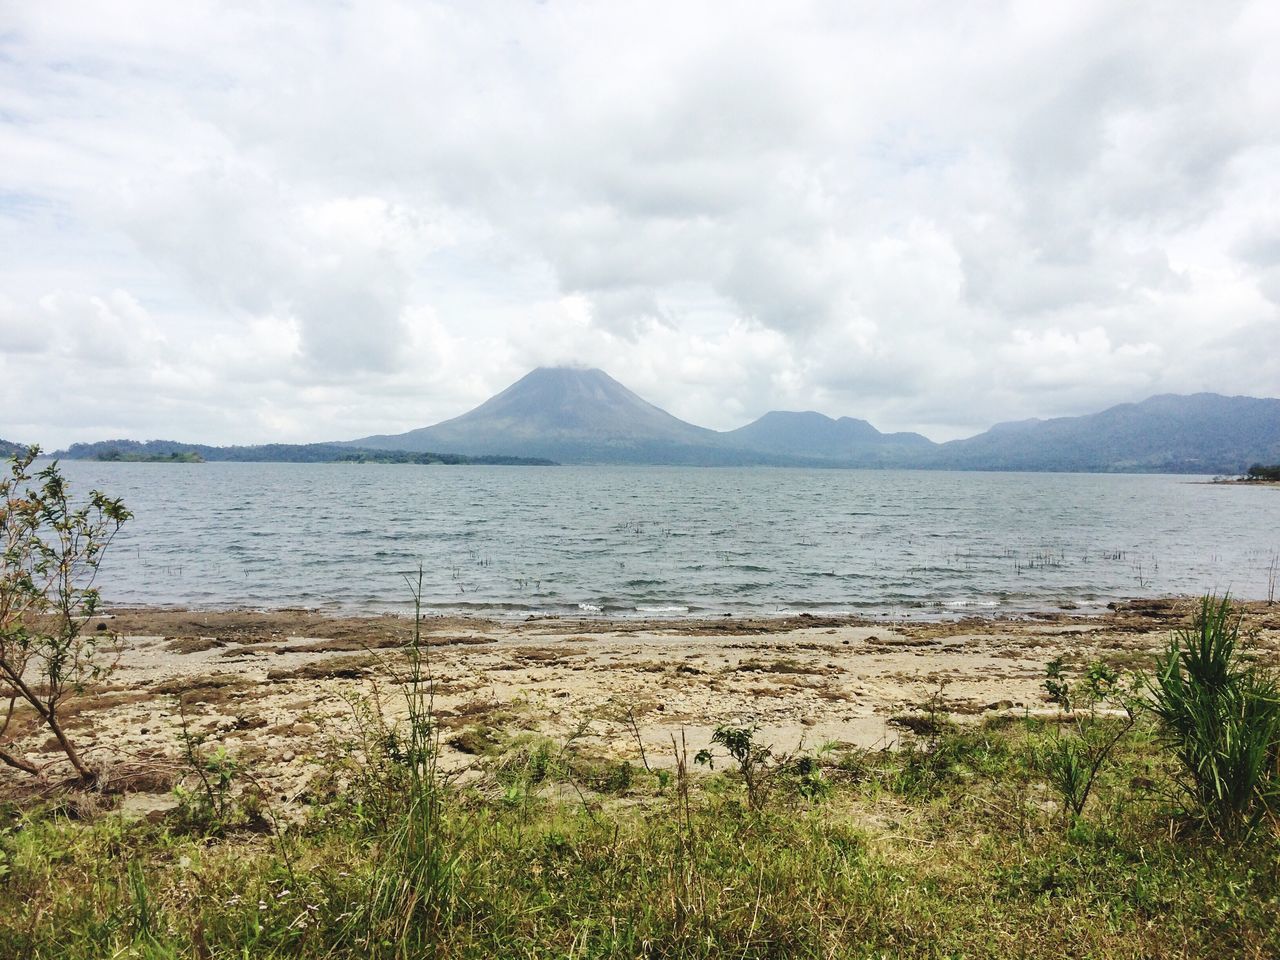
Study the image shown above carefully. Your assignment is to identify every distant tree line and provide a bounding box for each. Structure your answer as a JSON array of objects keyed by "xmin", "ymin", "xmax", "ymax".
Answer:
[
  {"xmin": 94, "ymin": 449, "xmax": 204, "ymax": 463},
  {"xmin": 51, "ymin": 438, "xmax": 555, "ymax": 466},
  {"xmin": 1247, "ymin": 463, "xmax": 1280, "ymax": 481}
]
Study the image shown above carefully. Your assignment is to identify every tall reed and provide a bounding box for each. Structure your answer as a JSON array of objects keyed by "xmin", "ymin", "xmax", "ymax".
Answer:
[{"xmin": 352, "ymin": 567, "xmax": 462, "ymax": 957}]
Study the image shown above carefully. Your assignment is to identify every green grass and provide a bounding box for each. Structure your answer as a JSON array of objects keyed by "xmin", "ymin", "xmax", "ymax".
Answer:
[{"xmin": 3, "ymin": 711, "xmax": 1280, "ymax": 960}]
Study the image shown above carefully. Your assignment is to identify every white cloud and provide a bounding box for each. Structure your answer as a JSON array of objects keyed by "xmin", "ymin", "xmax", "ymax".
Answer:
[{"xmin": 1, "ymin": 0, "xmax": 1278, "ymax": 448}]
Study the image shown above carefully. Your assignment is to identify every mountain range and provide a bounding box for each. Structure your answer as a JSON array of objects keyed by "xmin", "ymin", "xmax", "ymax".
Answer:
[
  {"xmin": 350, "ymin": 366, "xmax": 1280, "ymax": 473},
  {"xmin": 24, "ymin": 365, "xmax": 1280, "ymax": 472},
  {"xmin": 352, "ymin": 367, "xmax": 939, "ymax": 466}
]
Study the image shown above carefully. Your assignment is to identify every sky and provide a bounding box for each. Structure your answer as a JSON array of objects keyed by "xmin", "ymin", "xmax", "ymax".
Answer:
[{"xmin": 2, "ymin": 0, "xmax": 1278, "ymax": 449}]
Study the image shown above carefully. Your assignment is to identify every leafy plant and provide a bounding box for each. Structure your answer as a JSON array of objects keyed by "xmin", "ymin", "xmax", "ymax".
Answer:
[
  {"xmin": 696, "ymin": 724, "xmax": 775, "ymax": 810},
  {"xmin": 1034, "ymin": 657, "xmax": 1135, "ymax": 824},
  {"xmin": 1144, "ymin": 594, "xmax": 1280, "ymax": 836},
  {"xmin": 0, "ymin": 446, "xmax": 130, "ymax": 784},
  {"xmin": 171, "ymin": 696, "xmax": 268, "ymax": 839},
  {"xmin": 785, "ymin": 750, "xmax": 833, "ymax": 802},
  {"xmin": 1043, "ymin": 656, "xmax": 1071, "ymax": 710}
]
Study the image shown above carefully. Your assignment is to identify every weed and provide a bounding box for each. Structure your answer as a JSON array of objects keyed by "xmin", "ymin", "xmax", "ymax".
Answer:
[
  {"xmin": 696, "ymin": 724, "xmax": 776, "ymax": 811},
  {"xmin": 1034, "ymin": 658, "xmax": 1136, "ymax": 825},
  {"xmin": 173, "ymin": 700, "xmax": 246, "ymax": 834}
]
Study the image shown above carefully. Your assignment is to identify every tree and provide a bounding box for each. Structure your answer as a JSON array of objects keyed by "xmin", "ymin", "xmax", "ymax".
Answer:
[{"xmin": 0, "ymin": 447, "xmax": 130, "ymax": 785}]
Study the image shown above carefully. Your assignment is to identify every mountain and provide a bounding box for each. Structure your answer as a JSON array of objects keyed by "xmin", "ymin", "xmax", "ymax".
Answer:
[
  {"xmin": 931, "ymin": 394, "xmax": 1280, "ymax": 473},
  {"xmin": 352, "ymin": 367, "xmax": 808, "ymax": 465},
  {"xmin": 1, "ymin": 439, "xmax": 32, "ymax": 459},
  {"xmin": 724, "ymin": 411, "xmax": 934, "ymax": 462}
]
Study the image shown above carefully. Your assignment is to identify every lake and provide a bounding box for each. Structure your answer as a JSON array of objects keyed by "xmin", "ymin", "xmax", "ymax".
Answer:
[{"xmin": 55, "ymin": 462, "xmax": 1280, "ymax": 618}]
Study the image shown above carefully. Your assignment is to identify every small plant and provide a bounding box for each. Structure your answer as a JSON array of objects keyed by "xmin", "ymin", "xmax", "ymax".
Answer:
[
  {"xmin": 785, "ymin": 750, "xmax": 833, "ymax": 802},
  {"xmin": 173, "ymin": 700, "xmax": 247, "ymax": 834},
  {"xmin": 1144, "ymin": 594, "xmax": 1280, "ymax": 837},
  {"xmin": 492, "ymin": 736, "xmax": 563, "ymax": 810},
  {"xmin": 0, "ymin": 447, "xmax": 130, "ymax": 784},
  {"xmin": 1043, "ymin": 656, "xmax": 1071, "ymax": 710},
  {"xmin": 1034, "ymin": 657, "xmax": 1135, "ymax": 825},
  {"xmin": 696, "ymin": 724, "xmax": 776, "ymax": 811}
]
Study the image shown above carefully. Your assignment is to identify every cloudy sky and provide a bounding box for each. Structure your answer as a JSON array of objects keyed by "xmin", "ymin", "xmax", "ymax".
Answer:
[{"xmin": 2, "ymin": 1, "xmax": 1278, "ymax": 449}]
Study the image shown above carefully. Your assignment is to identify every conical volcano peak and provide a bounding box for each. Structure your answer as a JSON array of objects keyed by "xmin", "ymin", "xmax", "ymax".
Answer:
[
  {"xmin": 494, "ymin": 366, "xmax": 628, "ymax": 398},
  {"xmin": 351, "ymin": 366, "xmax": 720, "ymax": 460},
  {"xmin": 473, "ymin": 366, "xmax": 681, "ymax": 432}
]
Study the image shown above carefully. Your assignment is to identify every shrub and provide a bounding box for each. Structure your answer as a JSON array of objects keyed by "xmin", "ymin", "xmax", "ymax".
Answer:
[
  {"xmin": 1144, "ymin": 595, "xmax": 1280, "ymax": 836},
  {"xmin": 0, "ymin": 447, "xmax": 130, "ymax": 784}
]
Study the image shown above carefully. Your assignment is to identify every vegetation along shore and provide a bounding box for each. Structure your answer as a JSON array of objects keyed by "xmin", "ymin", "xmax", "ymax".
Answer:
[{"xmin": 4, "ymin": 453, "xmax": 1280, "ymax": 957}]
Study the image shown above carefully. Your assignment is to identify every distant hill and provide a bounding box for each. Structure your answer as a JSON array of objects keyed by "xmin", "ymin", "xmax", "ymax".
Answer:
[
  {"xmin": 929, "ymin": 394, "xmax": 1280, "ymax": 473},
  {"xmin": 53, "ymin": 439, "xmax": 554, "ymax": 466},
  {"xmin": 724, "ymin": 411, "xmax": 933, "ymax": 463},
  {"xmin": 352, "ymin": 367, "xmax": 814, "ymax": 465},
  {"xmin": 0, "ymin": 439, "xmax": 31, "ymax": 459},
  {"xmin": 351, "ymin": 368, "xmax": 1280, "ymax": 472}
]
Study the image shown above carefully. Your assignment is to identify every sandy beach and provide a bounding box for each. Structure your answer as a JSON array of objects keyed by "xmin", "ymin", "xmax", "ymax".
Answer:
[{"xmin": 5, "ymin": 598, "xmax": 1279, "ymax": 814}]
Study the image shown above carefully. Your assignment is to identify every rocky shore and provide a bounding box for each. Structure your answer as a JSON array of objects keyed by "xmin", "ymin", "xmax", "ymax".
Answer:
[{"xmin": 5, "ymin": 598, "xmax": 1280, "ymax": 815}]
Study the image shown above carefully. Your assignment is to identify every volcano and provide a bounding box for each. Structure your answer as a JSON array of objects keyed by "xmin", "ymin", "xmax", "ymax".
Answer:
[{"xmin": 352, "ymin": 367, "xmax": 766, "ymax": 464}]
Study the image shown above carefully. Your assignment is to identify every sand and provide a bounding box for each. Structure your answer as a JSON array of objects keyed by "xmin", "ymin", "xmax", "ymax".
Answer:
[{"xmin": 5, "ymin": 599, "xmax": 1280, "ymax": 813}]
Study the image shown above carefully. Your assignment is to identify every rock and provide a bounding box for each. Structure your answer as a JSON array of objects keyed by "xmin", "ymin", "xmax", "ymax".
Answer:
[
  {"xmin": 292, "ymin": 722, "xmax": 319, "ymax": 736},
  {"xmin": 282, "ymin": 751, "xmax": 296, "ymax": 763},
  {"xmin": 118, "ymin": 792, "xmax": 179, "ymax": 824},
  {"xmin": 985, "ymin": 700, "xmax": 1014, "ymax": 711}
]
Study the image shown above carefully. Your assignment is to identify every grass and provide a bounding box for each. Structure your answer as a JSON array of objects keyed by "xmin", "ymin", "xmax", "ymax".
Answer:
[
  {"xmin": 4, "ymin": 596, "xmax": 1280, "ymax": 958},
  {"xmin": 3, "ymin": 712, "xmax": 1280, "ymax": 959}
]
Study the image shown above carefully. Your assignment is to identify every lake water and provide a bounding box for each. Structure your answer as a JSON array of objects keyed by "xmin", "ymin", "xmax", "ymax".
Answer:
[{"xmin": 55, "ymin": 462, "xmax": 1280, "ymax": 619}]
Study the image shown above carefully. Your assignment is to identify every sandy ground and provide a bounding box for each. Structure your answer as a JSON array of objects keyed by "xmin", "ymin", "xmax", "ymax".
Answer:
[{"xmin": 5, "ymin": 599, "xmax": 1280, "ymax": 815}]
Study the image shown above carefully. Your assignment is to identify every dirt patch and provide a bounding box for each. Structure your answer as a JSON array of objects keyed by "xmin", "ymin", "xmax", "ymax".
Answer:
[
  {"xmin": 266, "ymin": 655, "xmax": 378, "ymax": 682},
  {"xmin": 734, "ymin": 658, "xmax": 833, "ymax": 676},
  {"xmin": 163, "ymin": 636, "xmax": 227, "ymax": 654},
  {"xmin": 152, "ymin": 674, "xmax": 257, "ymax": 705}
]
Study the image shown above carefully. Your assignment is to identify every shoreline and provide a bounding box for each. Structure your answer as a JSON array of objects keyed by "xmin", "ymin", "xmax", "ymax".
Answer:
[
  {"xmin": 8, "ymin": 597, "xmax": 1280, "ymax": 813},
  {"xmin": 88, "ymin": 593, "xmax": 1179, "ymax": 625}
]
